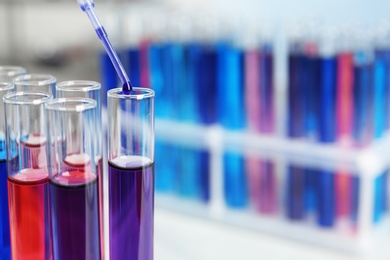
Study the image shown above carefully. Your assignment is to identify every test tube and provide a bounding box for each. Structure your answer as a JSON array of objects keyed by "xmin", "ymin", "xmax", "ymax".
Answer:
[
  {"xmin": 13, "ymin": 74, "xmax": 56, "ymax": 97},
  {"xmin": 107, "ymin": 87, "xmax": 154, "ymax": 260},
  {"xmin": 0, "ymin": 66, "xmax": 26, "ymax": 82},
  {"xmin": 46, "ymin": 98, "xmax": 101, "ymax": 260},
  {"xmin": 55, "ymin": 81, "xmax": 102, "ymax": 159},
  {"xmin": 55, "ymin": 80, "xmax": 104, "ymax": 256},
  {"xmin": 4, "ymin": 91, "xmax": 52, "ymax": 259},
  {"xmin": 0, "ymin": 82, "xmax": 14, "ymax": 259},
  {"xmin": 13, "ymin": 74, "xmax": 57, "ymax": 147}
]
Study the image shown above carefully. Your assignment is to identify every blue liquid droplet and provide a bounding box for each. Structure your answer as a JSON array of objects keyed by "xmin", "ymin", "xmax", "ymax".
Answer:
[{"xmin": 122, "ymin": 81, "xmax": 132, "ymax": 95}]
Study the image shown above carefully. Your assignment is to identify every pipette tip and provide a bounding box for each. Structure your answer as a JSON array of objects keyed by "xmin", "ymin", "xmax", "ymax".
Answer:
[{"xmin": 122, "ymin": 81, "xmax": 132, "ymax": 95}]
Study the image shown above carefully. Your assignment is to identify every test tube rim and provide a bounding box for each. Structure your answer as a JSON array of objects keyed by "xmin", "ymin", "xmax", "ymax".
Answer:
[
  {"xmin": 0, "ymin": 82, "xmax": 14, "ymax": 92},
  {"xmin": 3, "ymin": 90, "xmax": 52, "ymax": 105},
  {"xmin": 107, "ymin": 87, "xmax": 155, "ymax": 100},
  {"xmin": 56, "ymin": 80, "xmax": 101, "ymax": 93},
  {"xmin": 13, "ymin": 74, "xmax": 56, "ymax": 86},
  {"xmin": 45, "ymin": 97, "xmax": 96, "ymax": 112},
  {"xmin": 0, "ymin": 66, "xmax": 26, "ymax": 77}
]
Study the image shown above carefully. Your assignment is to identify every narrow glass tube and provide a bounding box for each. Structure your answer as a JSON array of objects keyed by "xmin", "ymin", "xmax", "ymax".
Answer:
[
  {"xmin": 3, "ymin": 91, "xmax": 52, "ymax": 260},
  {"xmin": 55, "ymin": 81, "xmax": 102, "ymax": 158},
  {"xmin": 107, "ymin": 87, "xmax": 154, "ymax": 260},
  {"xmin": 0, "ymin": 66, "xmax": 26, "ymax": 82},
  {"xmin": 55, "ymin": 80, "xmax": 104, "ymax": 256},
  {"xmin": 0, "ymin": 82, "xmax": 14, "ymax": 260},
  {"xmin": 46, "ymin": 98, "xmax": 101, "ymax": 260},
  {"xmin": 13, "ymin": 74, "xmax": 56, "ymax": 97}
]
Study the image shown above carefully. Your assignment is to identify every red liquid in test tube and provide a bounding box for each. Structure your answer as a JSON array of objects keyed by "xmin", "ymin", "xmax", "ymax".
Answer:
[{"xmin": 8, "ymin": 138, "xmax": 51, "ymax": 259}]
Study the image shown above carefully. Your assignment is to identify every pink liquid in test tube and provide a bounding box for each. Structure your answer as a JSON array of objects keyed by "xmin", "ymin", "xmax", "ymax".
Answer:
[
  {"xmin": 335, "ymin": 52, "xmax": 354, "ymax": 219},
  {"xmin": 245, "ymin": 48, "xmax": 277, "ymax": 214}
]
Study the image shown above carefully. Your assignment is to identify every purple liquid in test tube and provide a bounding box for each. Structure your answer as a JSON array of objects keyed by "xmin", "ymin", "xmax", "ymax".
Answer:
[
  {"xmin": 108, "ymin": 156, "xmax": 154, "ymax": 259},
  {"xmin": 46, "ymin": 98, "xmax": 101, "ymax": 260},
  {"xmin": 244, "ymin": 45, "xmax": 277, "ymax": 214},
  {"xmin": 107, "ymin": 87, "xmax": 155, "ymax": 260},
  {"xmin": 56, "ymin": 80, "xmax": 104, "ymax": 256},
  {"xmin": 50, "ymin": 155, "xmax": 100, "ymax": 260}
]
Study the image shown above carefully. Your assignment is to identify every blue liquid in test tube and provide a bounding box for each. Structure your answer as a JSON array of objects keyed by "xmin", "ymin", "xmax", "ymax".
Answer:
[
  {"xmin": 0, "ymin": 82, "xmax": 14, "ymax": 260},
  {"xmin": 149, "ymin": 43, "xmax": 173, "ymax": 192},
  {"xmin": 372, "ymin": 49, "xmax": 389, "ymax": 222},
  {"xmin": 317, "ymin": 55, "xmax": 337, "ymax": 227},
  {"xmin": 286, "ymin": 47, "xmax": 306, "ymax": 220},
  {"xmin": 217, "ymin": 42, "xmax": 247, "ymax": 208},
  {"xmin": 156, "ymin": 43, "xmax": 176, "ymax": 193},
  {"xmin": 0, "ymin": 144, "xmax": 10, "ymax": 259},
  {"xmin": 171, "ymin": 42, "xmax": 200, "ymax": 199},
  {"xmin": 303, "ymin": 54, "xmax": 321, "ymax": 215},
  {"xmin": 196, "ymin": 43, "xmax": 218, "ymax": 202},
  {"xmin": 188, "ymin": 43, "xmax": 211, "ymax": 202}
]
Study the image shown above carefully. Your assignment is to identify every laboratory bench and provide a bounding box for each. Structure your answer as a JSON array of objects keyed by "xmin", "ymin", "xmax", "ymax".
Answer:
[{"xmin": 154, "ymin": 208, "xmax": 390, "ymax": 260}]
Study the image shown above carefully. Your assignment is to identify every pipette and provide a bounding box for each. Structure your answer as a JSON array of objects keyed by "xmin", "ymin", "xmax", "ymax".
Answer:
[{"xmin": 77, "ymin": 0, "xmax": 132, "ymax": 94}]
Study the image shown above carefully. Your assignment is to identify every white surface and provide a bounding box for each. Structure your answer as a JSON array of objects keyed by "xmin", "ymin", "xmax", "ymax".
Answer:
[{"xmin": 155, "ymin": 208, "xmax": 389, "ymax": 260}]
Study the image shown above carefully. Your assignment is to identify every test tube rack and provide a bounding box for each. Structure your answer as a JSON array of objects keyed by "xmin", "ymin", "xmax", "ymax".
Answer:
[{"xmin": 154, "ymin": 119, "xmax": 390, "ymax": 255}]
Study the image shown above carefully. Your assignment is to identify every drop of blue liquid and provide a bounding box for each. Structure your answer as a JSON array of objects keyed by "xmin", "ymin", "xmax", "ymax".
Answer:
[{"xmin": 122, "ymin": 81, "xmax": 132, "ymax": 95}]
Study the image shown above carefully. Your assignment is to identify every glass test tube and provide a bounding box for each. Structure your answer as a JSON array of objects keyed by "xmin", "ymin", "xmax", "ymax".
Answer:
[
  {"xmin": 4, "ymin": 91, "xmax": 52, "ymax": 260},
  {"xmin": 55, "ymin": 80, "xmax": 104, "ymax": 256},
  {"xmin": 56, "ymin": 81, "xmax": 102, "ymax": 159},
  {"xmin": 13, "ymin": 74, "xmax": 57, "ymax": 148},
  {"xmin": 46, "ymin": 98, "xmax": 101, "ymax": 260},
  {"xmin": 107, "ymin": 88, "xmax": 155, "ymax": 260},
  {"xmin": 13, "ymin": 74, "xmax": 56, "ymax": 97},
  {"xmin": 0, "ymin": 66, "xmax": 26, "ymax": 82},
  {"xmin": 0, "ymin": 82, "xmax": 14, "ymax": 260}
]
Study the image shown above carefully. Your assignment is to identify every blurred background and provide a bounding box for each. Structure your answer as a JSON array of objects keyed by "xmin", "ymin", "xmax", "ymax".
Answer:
[{"xmin": 2, "ymin": 0, "xmax": 390, "ymax": 259}]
